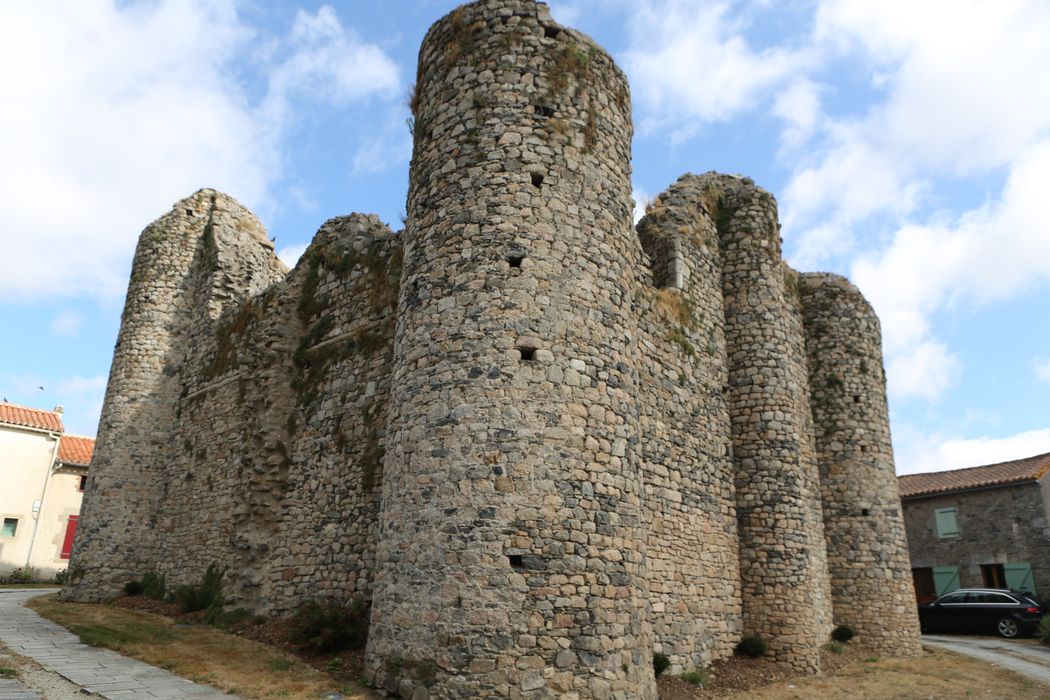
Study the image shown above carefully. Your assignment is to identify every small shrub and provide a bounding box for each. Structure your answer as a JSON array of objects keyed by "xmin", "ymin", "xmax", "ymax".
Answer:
[
  {"xmin": 680, "ymin": 670, "xmax": 707, "ymax": 687},
  {"xmin": 123, "ymin": 580, "xmax": 144, "ymax": 596},
  {"xmin": 289, "ymin": 599, "xmax": 370, "ymax": 654},
  {"xmin": 0, "ymin": 667, "xmax": 17, "ymax": 679},
  {"xmin": 53, "ymin": 569, "xmax": 69, "ymax": 585},
  {"xmin": 175, "ymin": 564, "xmax": 224, "ymax": 614},
  {"xmin": 735, "ymin": 636, "xmax": 768, "ymax": 658},
  {"xmin": 8, "ymin": 567, "xmax": 33, "ymax": 583},
  {"xmin": 831, "ymin": 624, "xmax": 855, "ymax": 643},
  {"xmin": 652, "ymin": 652, "xmax": 670, "ymax": 677},
  {"xmin": 1039, "ymin": 615, "xmax": 1050, "ymax": 646},
  {"xmin": 824, "ymin": 640, "xmax": 844, "ymax": 654},
  {"xmin": 141, "ymin": 572, "xmax": 166, "ymax": 601}
]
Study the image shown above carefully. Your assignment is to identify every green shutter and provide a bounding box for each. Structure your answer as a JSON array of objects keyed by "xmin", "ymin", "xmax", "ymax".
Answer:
[
  {"xmin": 933, "ymin": 566, "xmax": 961, "ymax": 595},
  {"xmin": 935, "ymin": 508, "xmax": 959, "ymax": 538},
  {"xmin": 1004, "ymin": 562, "xmax": 1036, "ymax": 595}
]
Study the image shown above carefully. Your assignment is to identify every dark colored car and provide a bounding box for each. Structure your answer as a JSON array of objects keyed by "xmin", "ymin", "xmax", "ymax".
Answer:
[{"xmin": 918, "ymin": 588, "xmax": 1043, "ymax": 638}]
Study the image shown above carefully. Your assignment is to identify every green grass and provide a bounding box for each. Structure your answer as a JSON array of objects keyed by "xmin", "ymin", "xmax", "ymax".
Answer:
[
  {"xmin": 824, "ymin": 640, "xmax": 844, "ymax": 654},
  {"xmin": 680, "ymin": 669, "xmax": 707, "ymax": 687},
  {"xmin": 268, "ymin": 658, "xmax": 294, "ymax": 672},
  {"xmin": 0, "ymin": 667, "xmax": 17, "ymax": 678},
  {"xmin": 75, "ymin": 620, "xmax": 175, "ymax": 648},
  {"xmin": 0, "ymin": 583, "xmax": 61, "ymax": 589}
]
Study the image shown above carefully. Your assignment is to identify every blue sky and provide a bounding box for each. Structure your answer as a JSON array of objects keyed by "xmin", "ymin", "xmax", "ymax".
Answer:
[{"xmin": 1, "ymin": 0, "xmax": 1048, "ymax": 475}]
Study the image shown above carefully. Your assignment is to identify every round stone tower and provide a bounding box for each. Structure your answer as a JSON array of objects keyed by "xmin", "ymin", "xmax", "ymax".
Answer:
[
  {"xmin": 712, "ymin": 175, "xmax": 832, "ymax": 672},
  {"xmin": 800, "ymin": 273, "xmax": 922, "ymax": 655},
  {"xmin": 368, "ymin": 1, "xmax": 655, "ymax": 697},
  {"xmin": 66, "ymin": 190, "xmax": 283, "ymax": 601}
]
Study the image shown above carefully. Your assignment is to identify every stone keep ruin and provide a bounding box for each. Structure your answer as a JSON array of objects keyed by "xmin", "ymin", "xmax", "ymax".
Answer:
[{"xmin": 66, "ymin": 1, "xmax": 922, "ymax": 697}]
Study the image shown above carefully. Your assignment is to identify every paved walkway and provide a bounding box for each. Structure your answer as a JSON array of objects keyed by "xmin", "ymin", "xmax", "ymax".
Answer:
[
  {"xmin": 0, "ymin": 589, "xmax": 230, "ymax": 699},
  {"xmin": 924, "ymin": 634, "xmax": 1050, "ymax": 687},
  {"xmin": 0, "ymin": 677, "xmax": 41, "ymax": 700}
]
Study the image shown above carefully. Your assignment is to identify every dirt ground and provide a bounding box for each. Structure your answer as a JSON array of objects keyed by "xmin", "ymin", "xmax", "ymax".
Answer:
[
  {"xmin": 28, "ymin": 595, "xmax": 1049, "ymax": 700},
  {"xmin": 658, "ymin": 643, "xmax": 1048, "ymax": 699}
]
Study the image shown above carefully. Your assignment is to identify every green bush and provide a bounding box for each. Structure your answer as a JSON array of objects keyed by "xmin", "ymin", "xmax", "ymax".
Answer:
[
  {"xmin": 652, "ymin": 652, "xmax": 671, "ymax": 677},
  {"xmin": 289, "ymin": 599, "xmax": 370, "ymax": 654},
  {"xmin": 831, "ymin": 624, "xmax": 855, "ymax": 643},
  {"xmin": 175, "ymin": 564, "xmax": 224, "ymax": 615},
  {"xmin": 141, "ymin": 572, "xmax": 166, "ymax": 601},
  {"xmin": 1039, "ymin": 615, "xmax": 1050, "ymax": 645},
  {"xmin": 734, "ymin": 636, "xmax": 768, "ymax": 658},
  {"xmin": 824, "ymin": 640, "xmax": 844, "ymax": 654},
  {"xmin": 123, "ymin": 580, "xmax": 144, "ymax": 596},
  {"xmin": 53, "ymin": 569, "xmax": 69, "ymax": 585},
  {"xmin": 680, "ymin": 670, "xmax": 707, "ymax": 687}
]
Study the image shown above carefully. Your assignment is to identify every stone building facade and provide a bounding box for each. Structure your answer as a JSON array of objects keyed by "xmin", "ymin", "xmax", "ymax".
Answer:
[
  {"xmin": 900, "ymin": 452, "xmax": 1050, "ymax": 604},
  {"xmin": 65, "ymin": 1, "xmax": 921, "ymax": 696}
]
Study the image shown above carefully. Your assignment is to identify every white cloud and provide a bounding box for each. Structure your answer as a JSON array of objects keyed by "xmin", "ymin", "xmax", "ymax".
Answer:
[
  {"xmin": 277, "ymin": 244, "xmax": 308, "ymax": 268},
  {"xmin": 774, "ymin": 79, "xmax": 822, "ymax": 152},
  {"xmin": 854, "ymin": 140, "xmax": 1050, "ymax": 355},
  {"xmin": 815, "ymin": 0, "xmax": 1050, "ymax": 173},
  {"xmin": 1035, "ymin": 358, "xmax": 1050, "ymax": 384},
  {"xmin": 0, "ymin": 2, "xmax": 399, "ymax": 302},
  {"xmin": 886, "ymin": 341, "xmax": 961, "ymax": 403},
  {"xmin": 632, "ymin": 188, "xmax": 651, "ymax": 225},
  {"xmin": 895, "ymin": 428, "xmax": 1050, "ymax": 475},
  {"xmin": 621, "ymin": 0, "xmax": 811, "ymax": 139},
  {"xmin": 49, "ymin": 311, "xmax": 84, "ymax": 337},
  {"xmin": 262, "ymin": 6, "xmax": 399, "ymax": 126}
]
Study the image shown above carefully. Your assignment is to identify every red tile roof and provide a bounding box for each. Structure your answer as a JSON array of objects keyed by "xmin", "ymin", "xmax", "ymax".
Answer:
[
  {"xmin": 0, "ymin": 402, "xmax": 64, "ymax": 433},
  {"xmin": 899, "ymin": 452, "xmax": 1050, "ymax": 498},
  {"xmin": 58, "ymin": 435, "xmax": 95, "ymax": 467}
]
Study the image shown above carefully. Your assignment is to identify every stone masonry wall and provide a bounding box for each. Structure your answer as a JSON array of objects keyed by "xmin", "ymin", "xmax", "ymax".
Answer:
[
  {"xmin": 634, "ymin": 175, "xmax": 740, "ymax": 672},
  {"xmin": 368, "ymin": 2, "xmax": 655, "ymax": 697},
  {"xmin": 68, "ymin": 0, "xmax": 922, "ymax": 695},
  {"xmin": 800, "ymin": 273, "xmax": 922, "ymax": 655},
  {"xmin": 713, "ymin": 174, "xmax": 833, "ymax": 672}
]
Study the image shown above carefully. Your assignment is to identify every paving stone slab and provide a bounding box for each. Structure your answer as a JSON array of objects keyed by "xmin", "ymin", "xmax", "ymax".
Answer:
[{"xmin": 0, "ymin": 590, "xmax": 232, "ymax": 699}]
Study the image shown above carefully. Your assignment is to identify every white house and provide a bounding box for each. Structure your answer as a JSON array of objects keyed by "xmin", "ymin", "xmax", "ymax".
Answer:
[{"xmin": 0, "ymin": 401, "xmax": 94, "ymax": 579}]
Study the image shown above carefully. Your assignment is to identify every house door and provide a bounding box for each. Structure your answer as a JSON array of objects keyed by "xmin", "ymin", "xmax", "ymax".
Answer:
[
  {"xmin": 60, "ymin": 515, "xmax": 79, "ymax": 560},
  {"xmin": 913, "ymin": 567, "xmax": 937, "ymax": 604}
]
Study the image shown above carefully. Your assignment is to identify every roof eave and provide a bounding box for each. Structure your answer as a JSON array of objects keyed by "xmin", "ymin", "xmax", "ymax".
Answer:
[{"xmin": 901, "ymin": 478, "xmax": 1041, "ymax": 501}]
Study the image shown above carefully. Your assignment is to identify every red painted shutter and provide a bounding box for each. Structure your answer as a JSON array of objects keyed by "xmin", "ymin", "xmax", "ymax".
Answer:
[{"xmin": 61, "ymin": 515, "xmax": 79, "ymax": 559}]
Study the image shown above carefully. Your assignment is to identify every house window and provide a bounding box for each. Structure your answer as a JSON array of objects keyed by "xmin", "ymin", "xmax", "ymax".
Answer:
[
  {"xmin": 981, "ymin": 563, "xmax": 1006, "ymax": 588},
  {"xmin": 1, "ymin": 518, "xmax": 17, "ymax": 537},
  {"xmin": 934, "ymin": 507, "xmax": 960, "ymax": 538},
  {"xmin": 78, "ymin": 475, "xmax": 87, "ymax": 492},
  {"xmin": 60, "ymin": 516, "xmax": 79, "ymax": 560}
]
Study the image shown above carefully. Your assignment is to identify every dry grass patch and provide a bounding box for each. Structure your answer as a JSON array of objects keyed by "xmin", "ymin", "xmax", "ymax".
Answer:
[
  {"xmin": 721, "ymin": 646, "xmax": 1044, "ymax": 699},
  {"xmin": 28, "ymin": 594, "xmax": 379, "ymax": 699}
]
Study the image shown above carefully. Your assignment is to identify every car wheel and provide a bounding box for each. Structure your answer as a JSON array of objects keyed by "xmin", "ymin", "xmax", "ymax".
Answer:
[{"xmin": 997, "ymin": 617, "xmax": 1020, "ymax": 638}]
